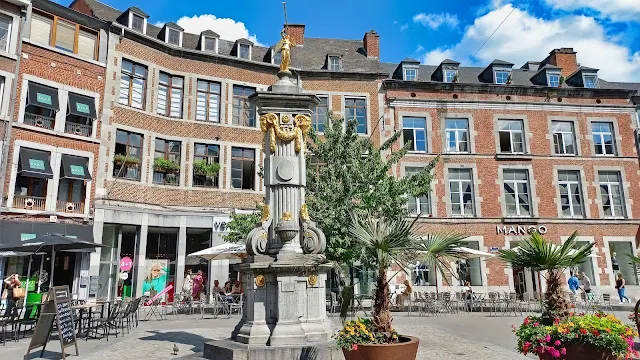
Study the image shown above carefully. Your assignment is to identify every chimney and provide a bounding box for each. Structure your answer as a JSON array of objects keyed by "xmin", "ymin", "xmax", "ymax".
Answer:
[
  {"xmin": 547, "ymin": 48, "xmax": 578, "ymax": 77},
  {"xmin": 363, "ymin": 30, "xmax": 379, "ymax": 59},
  {"xmin": 286, "ymin": 24, "xmax": 305, "ymax": 46}
]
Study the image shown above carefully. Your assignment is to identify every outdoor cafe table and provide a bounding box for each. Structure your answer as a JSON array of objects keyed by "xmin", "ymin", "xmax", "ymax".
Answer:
[
  {"xmin": 96, "ymin": 300, "xmax": 115, "ymax": 318},
  {"xmin": 72, "ymin": 303, "xmax": 100, "ymax": 338}
]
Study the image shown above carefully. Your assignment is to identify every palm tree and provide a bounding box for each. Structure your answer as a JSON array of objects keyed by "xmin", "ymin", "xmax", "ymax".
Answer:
[
  {"xmin": 413, "ymin": 232, "xmax": 470, "ymax": 294},
  {"xmin": 497, "ymin": 231, "xmax": 593, "ymax": 318}
]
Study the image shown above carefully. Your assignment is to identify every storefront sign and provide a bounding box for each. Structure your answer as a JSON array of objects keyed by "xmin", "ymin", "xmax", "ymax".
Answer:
[
  {"xmin": 21, "ymin": 233, "xmax": 36, "ymax": 241},
  {"xmin": 496, "ymin": 225, "xmax": 548, "ymax": 235},
  {"xmin": 213, "ymin": 217, "xmax": 230, "ymax": 232},
  {"xmin": 119, "ymin": 257, "xmax": 133, "ymax": 271}
]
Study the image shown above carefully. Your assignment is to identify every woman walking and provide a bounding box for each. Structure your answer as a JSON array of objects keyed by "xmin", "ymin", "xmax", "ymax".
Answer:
[
  {"xmin": 3, "ymin": 273, "xmax": 21, "ymax": 317},
  {"xmin": 615, "ymin": 272, "xmax": 631, "ymax": 304},
  {"xmin": 192, "ymin": 270, "xmax": 204, "ymax": 300}
]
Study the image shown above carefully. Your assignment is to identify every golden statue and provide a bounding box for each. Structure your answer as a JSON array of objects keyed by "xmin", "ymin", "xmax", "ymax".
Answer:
[{"xmin": 275, "ymin": 28, "xmax": 295, "ymax": 73}]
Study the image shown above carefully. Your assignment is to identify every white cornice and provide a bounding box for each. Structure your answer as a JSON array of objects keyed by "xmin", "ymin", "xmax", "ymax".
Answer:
[{"xmin": 388, "ymin": 99, "xmax": 636, "ymax": 114}]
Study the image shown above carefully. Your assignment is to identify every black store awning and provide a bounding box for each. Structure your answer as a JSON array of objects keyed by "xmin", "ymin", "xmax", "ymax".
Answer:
[
  {"xmin": 27, "ymin": 82, "xmax": 60, "ymax": 111},
  {"xmin": 19, "ymin": 148, "xmax": 53, "ymax": 179},
  {"xmin": 68, "ymin": 92, "xmax": 97, "ymax": 118},
  {"xmin": 61, "ymin": 154, "xmax": 92, "ymax": 181}
]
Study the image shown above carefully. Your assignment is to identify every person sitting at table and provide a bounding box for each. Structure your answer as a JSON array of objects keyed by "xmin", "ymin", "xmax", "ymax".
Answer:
[
  {"xmin": 212, "ymin": 280, "xmax": 225, "ymax": 295},
  {"xmin": 396, "ymin": 280, "xmax": 412, "ymax": 307},
  {"xmin": 224, "ymin": 281, "xmax": 232, "ymax": 294},
  {"xmin": 226, "ymin": 280, "xmax": 243, "ymax": 301},
  {"xmin": 462, "ymin": 281, "xmax": 473, "ymax": 311}
]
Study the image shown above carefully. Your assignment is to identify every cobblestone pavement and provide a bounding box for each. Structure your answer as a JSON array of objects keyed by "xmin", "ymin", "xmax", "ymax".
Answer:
[{"xmin": 1, "ymin": 311, "xmax": 634, "ymax": 360}]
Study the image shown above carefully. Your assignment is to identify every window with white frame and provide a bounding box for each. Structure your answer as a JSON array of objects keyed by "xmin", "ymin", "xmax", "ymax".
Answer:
[
  {"xmin": 583, "ymin": 75, "xmax": 597, "ymax": 88},
  {"xmin": 592, "ymin": 122, "xmax": 616, "ymax": 155},
  {"xmin": 598, "ymin": 171, "xmax": 625, "ymax": 218},
  {"xmin": 203, "ymin": 37, "xmax": 216, "ymax": 52},
  {"xmin": 232, "ymin": 85, "xmax": 256, "ymax": 127},
  {"xmin": 406, "ymin": 167, "xmax": 431, "ymax": 216},
  {"xmin": 402, "ymin": 117, "xmax": 427, "ymax": 152},
  {"xmin": 195, "ymin": 80, "xmax": 221, "ymax": 122},
  {"xmin": 445, "ymin": 119, "xmax": 469, "ymax": 153},
  {"xmin": 157, "ymin": 72, "xmax": 183, "ymax": 118},
  {"xmin": 312, "ymin": 96, "xmax": 328, "ymax": 133},
  {"xmin": 444, "ymin": 69, "xmax": 457, "ymax": 83},
  {"xmin": 273, "ymin": 50, "xmax": 282, "ymax": 65},
  {"xmin": 404, "ymin": 68, "xmax": 417, "ymax": 81},
  {"xmin": 494, "ymin": 70, "xmax": 510, "ymax": 84},
  {"xmin": 573, "ymin": 240, "xmax": 596, "ymax": 286},
  {"xmin": 153, "ymin": 138, "xmax": 181, "ymax": 186},
  {"xmin": 119, "ymin": 59, "xmax": 147, "ymax": 109},
  {"xmin": 131, "ymin": 13, "xmax": 144, "ymax": 32},
  {"xmin": 329, "ymin": 56, "xmax": 340, "ymax": 71},
  {"xmin": 167, "ymin": 28, "xmax": 180, "ymax": 46},
  {"xmin": 0, "ymin": 14, "xmax": 11, "ymax": 53},
  {"xmin": 552, "ymin": 121, "xmax": 576, "ymax": 155},
  {"xmin": 345, "ymin": 97, "xmax": 367, "ymax": 134},
  {"xmin": 113, "ymin": 129, "xmax": 143, "ymax": 181},
  {"xmin": 231, "ymin": 147, "xmax": 255, "ymax": 190},
  {"xmin": 558, "ymin": 170, "xmax": 584, "ymax": 217},
  {"xmin": 547, "ymin": 73, "xmax": 560, "ymax": 87},
  {"xmin": 448, "ymin": 168, "xmax": 474, "ymax": 216},
  {"xmin": 239, "ymin": 43, "xmax": 250, "ymax": 59},
  {"xmin": 498, "ymin": 119, "xmax": 524, "ymax": 153},
  {"xmin": 193, "ymin": 143, "xmax": 220, "ymax": 188},
  {"xmin": 503, "ymin": 169, "xmax": 531, "ymax": 217}
]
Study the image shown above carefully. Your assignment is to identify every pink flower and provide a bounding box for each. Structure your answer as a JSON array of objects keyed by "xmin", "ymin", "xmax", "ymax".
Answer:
[
  {"xmin": 536, "ymin": 346, "xmax": 544, "ymax": 354},
  {"xmin": 533, "ymin": 322, "xmax": 540, "ymax": 327},
  {"xmin": 351, "ymin": 344, "xmax": 358, "ymax": 351},
  {"xmin": 524, "ymin": 318, "xmax": 530, "ymax": 325},
  {"xmin": 554, "ymin": 340, "xmax": 561, "ymax": 346},
  {"xmin": 551, "ymin": 349, "xmax": 560, "ymax": 358},
  {"xmin": 561, "ymin": 348, "xmax": 567, "ymax": 355},
  {"xmin": 545, "ymin": 335, "xmax": 551, "ymax": 343}
]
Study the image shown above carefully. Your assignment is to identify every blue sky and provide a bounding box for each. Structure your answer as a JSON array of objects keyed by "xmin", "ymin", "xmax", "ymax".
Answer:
[{"xmin": 69, "ymin": 0, "xmax": 640, "ymax": 81}]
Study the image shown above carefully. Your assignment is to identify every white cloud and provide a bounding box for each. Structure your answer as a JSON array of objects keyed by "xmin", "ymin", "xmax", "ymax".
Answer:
[
  {"xmin": 413, "ymin": 13, "xmax": 459, "ymax": 30},
  {"xmin": 400, "ymin": 23, "xmax": 409, "ymax": 32},
  {"xmin": 422, "ymin": 4, "xmax": 640, "ymax": 81},
  {"xmin": 544, "ymin": 0, "xmax": 640, "ymax": 22},
  {"xmin": 168, "ymin": 14, "xmax": 263, "ymax": 46}
]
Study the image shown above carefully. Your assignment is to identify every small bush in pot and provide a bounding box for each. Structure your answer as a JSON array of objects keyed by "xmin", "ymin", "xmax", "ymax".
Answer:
[
  {"xmin": 193, "ymin": 159, "xmax": 220, "ymax": 177},
  {"xmin": 153, "ymin": 157, "xmax": 180, "ymax": 173}
]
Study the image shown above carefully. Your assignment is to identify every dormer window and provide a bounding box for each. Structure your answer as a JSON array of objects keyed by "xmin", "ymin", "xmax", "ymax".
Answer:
[
  {"xmin": 583, "ymin": 74, "xmax": 597, "ymax": 88},
  {"xmin": 168, "ymin": 29, "xmax": 180, "ymax": 46},
  {"xmin": 204, "ymin": 37, "xmax": 216, "ymax": 52},
  {"xmin": 273, "ymin": 49, "xmax": 282, "ymax": 65},
  {"xmin": 131, "ymin": 13, "xmax": 144, "ymax": 32},
  {"xmin": 547, "ymin": 73, "xmax": 561, "ymax": 87},
  {"xmin": 444, "ymin": 69, "xmax": 457, "ymax": 83},
  {"xmin": 404, "ymin": 68, "xmax": 417, "ymax": 81},
  {"xmin": 329, "ymin": 56, "xmax": 341, "ymax": 71},
  {"xmin": 495, "ymin": 70, "xmax": 510, "ymax": 85},
  {"xmin": 239, "ymin": 44, "xmax": 250, "ymax": 59}
]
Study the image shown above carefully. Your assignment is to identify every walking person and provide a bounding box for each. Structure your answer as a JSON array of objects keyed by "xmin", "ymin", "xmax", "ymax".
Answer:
[
  {"xmin": 568, "ymin": 272, "xmax": 579, "ymax": 295},
  {"xmin": 2, "ymin": 273, "xmax": 21, "ymax": 318},
  {"xmin": 615, "ymin": 273, "xmax": 631, "ymax": 304}
]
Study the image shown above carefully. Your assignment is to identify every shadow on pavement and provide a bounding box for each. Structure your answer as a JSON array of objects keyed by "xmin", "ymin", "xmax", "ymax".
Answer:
[{"xmin": 139, "ymin": 330, "xmax": 214, "ymax": 353}]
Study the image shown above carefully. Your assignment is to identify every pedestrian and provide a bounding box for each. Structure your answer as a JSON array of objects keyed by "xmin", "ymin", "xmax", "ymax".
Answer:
[
  {"xmin": 192, "ymin": 270, "xmax": 204, "ymax": 300},
  {"xmin": 462, "ymin": 281, "xmax": 473, "ymax": 312},
  {"xmin": 2, "ymin": 273, "xmax": 21, "ymax": 318},
  {"xmin": 580, "ymin": 272, "xmax": 592, "ymax": 298},
  {"xmin": 615, "ymin": 272, "xmax": 631, "ymax": 304},
  {"xmin": 568, "ymin": 272, "xmax": 579, "ymax": 295}
]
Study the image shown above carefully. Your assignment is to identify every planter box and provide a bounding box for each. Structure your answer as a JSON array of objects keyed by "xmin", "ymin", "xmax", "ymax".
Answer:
[
  {"xmin": 538, "ymin": 344, "xmax": 619, "ymax": 360},
  {"xmin": 342, "ymin": 336, "xmax": 419, "ymax": 360}
]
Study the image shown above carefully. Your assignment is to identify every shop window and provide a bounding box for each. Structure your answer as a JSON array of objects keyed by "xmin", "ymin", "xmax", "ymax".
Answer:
[
  {"xmin": 572, "ymin": 241, "xmax": 595, "ymax": 287},
  {"xmin": 30, "ymin": 12, "xmax": 98, "ymax": 60},
  {"xmin": 609, "ymin": 242, "xmax": 638, "ymax": 285},
  {"xmin": 185, "ymin": 228, "xmax": 212, "ymax": 298},
  {"xmin": 153, "ymin": 138, "xmax": 181, "ymax": 186},
  {"xmin": 498, "ymin": 119, "xmax": 524, "ymax": 153},
  {"xmin": 552, "ymin": 121, "xmax": 576, "ymax": 155},
  {"xmin": 113, "ymin": 129, "xmax": 143, "ymax": 181},
  {"xmin": 558, "ymin": 170, "xmax": 584, "ymax": 217},
  {"xmin": 196, "ymin": 80, "xmax": 221, "ymax": 122},
  {"xmin": 119, "ymin": 59, "xmax": 147, "ymax": 110},
  {"xmin": 231, "ymin": 85, "xmax": 256, "ymax": 127},
  {"xmin": 145, "ymin": 228, "xmax": 178, "ymax": 299},
  {"xmin": 24, "ymin": 82, "xmax": 59, "ymax": 130},
  {"xmin": 448, "ymin": 168, "xmax": 474, "ymax": 216},
  {"xmin": 230, "ymin": 147, "xmax": 255, "ymax": 190},
  {"xmin": 458, "ymin": 241, "xmax": 482, "ymax": 286},
  {"xmin": 193, "ymin": 143, "xmax": 220, "ymax": 188},
  {"xmin": 65, "ymin": 92, "xmax": 96, "ymax": 137},
  {"xmin": 406, "ymin": 166, "xmax": 431, "ymax": 216},
  {"xmin": 598, "ymin": 171, "xmax": 625, "ymax": 218},
  {"xmin": 345, "ymin": 97, "xmax": 367, "ymax": 134},
  {"xmin": 403, "ymin": 117, "xmax": 427, "ymax": 152},
  {"xmin": 312, "ymin": 96, "xmax": 328, "ymax": 133},
  {"xmin": 503, "ymin": 169, "xmax": 531, "ymax": 217},
  {"xmin": 445, "ymin": 119, "xmax": 469, "ymax": 153}
]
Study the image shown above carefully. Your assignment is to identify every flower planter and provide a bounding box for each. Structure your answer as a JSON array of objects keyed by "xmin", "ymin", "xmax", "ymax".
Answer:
[
  {"xmin": 342, "ymin": 336, "xmax": 419, "ymax": 360},
  {"xmin": 538, "ymin": 344, "xmax": 619, "ymax": 360}
]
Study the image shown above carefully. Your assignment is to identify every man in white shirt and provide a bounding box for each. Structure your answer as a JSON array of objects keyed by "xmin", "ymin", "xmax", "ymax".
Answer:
[{"xmin": 580, "ymin": 272, "xmax": 592, "ymax": 298}]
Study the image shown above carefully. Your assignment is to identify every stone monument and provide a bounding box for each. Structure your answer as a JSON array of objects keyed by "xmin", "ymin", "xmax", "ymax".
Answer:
[{"xmin": 203, "ymin": 19, "xmax": 339, "ymax": 360}]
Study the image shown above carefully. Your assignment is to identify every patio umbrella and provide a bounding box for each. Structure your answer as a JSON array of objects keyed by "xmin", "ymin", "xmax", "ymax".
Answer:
[
  {"xmin": 187, "ymin": 243, "xmax": 247, "ymax": 261},
  {"xmin": 0, "ymin": 233, "xmax": 104, "ymax": 288}
]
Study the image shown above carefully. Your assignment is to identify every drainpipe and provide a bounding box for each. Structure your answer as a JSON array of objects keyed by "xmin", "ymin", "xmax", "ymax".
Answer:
[{"xmin": 0, "ymin": 4, "xmax": 29, "ymax": 209}]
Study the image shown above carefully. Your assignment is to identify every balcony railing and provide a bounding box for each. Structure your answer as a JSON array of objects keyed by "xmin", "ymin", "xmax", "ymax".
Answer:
[
  {"xmin": 24, "ymin": 113, "xmax": 55, "ymax": 130},
  {"xmin": 13, "ymin": 195, "xmax": 46, "ymax": 211},
  {"xmin": 64, "ymin": 121, "xmax": 93, "ymax": 137},
  {"xmin": 56, "ymin": 200, "xmax": 85, "ymax": 214}
]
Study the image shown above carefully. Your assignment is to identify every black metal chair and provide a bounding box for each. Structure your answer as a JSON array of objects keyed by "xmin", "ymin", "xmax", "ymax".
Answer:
[
  {"xmin": 88, "ymin": 301, "xmax": 121, "ymax": 341},
  {"xmin": 0, "ymin": 306, "xmax": 19, "ymax": 345},
  {"xmin": 14, "ymin": 303, "xmax": 42, "ymax": 339}
]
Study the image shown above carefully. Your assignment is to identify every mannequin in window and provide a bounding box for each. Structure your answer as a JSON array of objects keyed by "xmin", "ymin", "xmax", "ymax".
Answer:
[{"xmin": 611, "ymin": 252, "xmax": 619, "ymax": 272}]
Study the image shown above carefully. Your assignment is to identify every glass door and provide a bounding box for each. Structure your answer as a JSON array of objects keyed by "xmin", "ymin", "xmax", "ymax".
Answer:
[{"xmin": 98, "ymin": 224, "xmax": 120, "ymax": 300}]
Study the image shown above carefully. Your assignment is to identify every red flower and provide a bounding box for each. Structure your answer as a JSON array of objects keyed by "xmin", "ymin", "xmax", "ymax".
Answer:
[
  {"xmin": 592, "ymin": 330, "xmax": 600, "ymax": 337},
  {"xmin": 553, "ymin": 318, "xmax": 560, "ymax": 325},
  {"xmin": 533, "ymin": 322, "xmax": 540, "ymax": 327},
  {"xmin": 605, "ymin": 328, "xmax": 611, "ymax": 333},
  {"xmin": 579, "ymin": 328, "xmax": 588, "ymax": 335},
  {"xmin": 524, "ymin": 318, "xmax": 530, "ymax": 325},
  {"xmin": 351, "ymin": 344, "xmax": 358, "ymax": 351}
]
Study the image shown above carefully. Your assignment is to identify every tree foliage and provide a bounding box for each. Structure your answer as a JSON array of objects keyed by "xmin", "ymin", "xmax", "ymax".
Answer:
[
  {"xmin": 305, "ymin": 115, "xmax": 437, "ymax": 264},
  {"xmin": 223, "ymin": 207, "xmax": 261, "ymax": 244}
]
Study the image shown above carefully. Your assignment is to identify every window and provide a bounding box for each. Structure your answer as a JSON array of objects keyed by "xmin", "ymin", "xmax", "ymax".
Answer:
[
  {"xmin": 402, "ymin": 117, "xmax": 427, "ymax": 152},
  {"xmin": 153, "ymin": 138, "xmax": 181, "ymax": 186},
  {"xmin": 231, "ymin": 147, "xmax": 255, "ymax": 190},
  {"xmin": 131, "ymin": 13, "xmax": 144, "ymax": 32},
  {"xmin": 552, "ymin": 121, "xmax": 576, "ymax": 155},
  {"xmin": 495, "ymin": 70, "xmax": 510, "ymax": 84},
  {"xmin": 193, "ymin": 143, "xmax": 220, "ymax": 188},
  {"xmin": 444, "ymin": 69, "xmax": 457, "ymax": 83},
  {"xmin": 503, "ymin": 169, "xmax": 531, "ymax": 217},
  {"xmin": 548, "ymin": 73, "xmax": 560, "ymax": 87},
  {"xmin": 57, "ymin": 156, "xmax": 87, "ymax": 214},
  {"xmin": 599, "ymin": 171, "xmax": 625, "ymax": 218},
  {"xmin": 404, "ymin": 68, "xmax": 417, "ymax": 81},
  {"xmin": 30, "ymin": 13, "xmax": 98, "ymax": 60},
  {"xmin": 239, "ymin": 43, "xmax": 250, "ymax": 59},
  {"xmin": 583, "ymin": 75, "xmax": 597, "ymax": 88},
  {"xmin": 232, "ymin": 85, "xmax": 256, "ymax": 127},
  {"xmin": 574, "ymin": 240, "xmax": 596, "ymax": 287},
  {"xmin": 592, "ymin": 122, "xmax": 616, "ymax": 155},
  {"xmin": 608, "ymin": 242, "xmax": 637, "ymax": 285},
  {"xmin": 498, "ymin": 120, "xmax": 524, "ymax": 153},
  {"xmin": 14, "ymin": 148, "xmax": 51, "ymax": 210},
  {"xmin": 24, "ymin": 82, "xmax": 58, "ymax": 130},
  {"xmin": 406, "ymin": 167, "xmax": 431, "ymax": 216},
  {"xmin": 204, "ymin": 37, "xmax": 216, "ymax": 52},
  {"xmin": 558, "ymin": 170, "xmax": 584, "ymax": 217},
  {"xmin": 65, "ymin": 93, "xmax": 96, "ymax": 137},
  {"xmin": 329, "ymin": 56, "xmax": 340, "ymax": 71},
  {"xmin": 448, "ymin": 168, "xmax": 474, "ymax": 216},
  {"xmin": 196, "ymin": 80, "xmax": 221, "ymax": 122},
  {"xmin": 312, "ymin": 96, "xmax": 328, "ymax": 133},
  {"xmin": 273, "ymin": 50, "xmax": 282, "ymax": 65},
  {"xmin": 157, "ymin": 72, "xmax": 183, "ymax": 118},
  {"xmin": 167, "ymin": 28, "xmax": 180, "ymax": 46},
  {"xmin": 113, "ymin": 129, "xmax": 143, "ymax": 180},
  {"xmin": 345, "ymin": 97, "xmax": 367, "ymax": 134},
  {"xmin": 445, "ymin": 119, "xmax": 469, "ymax": 153},
  {"xmin": 0, "ymin": 14, "xmax": 12, "ymax": 53},
  {"xmin": 459, "ymin": 241, "xmax": 482, "ymax": 286},
  {"xmin": 119, "ymin": 59, "xmax": 147, "ymax": 109}
]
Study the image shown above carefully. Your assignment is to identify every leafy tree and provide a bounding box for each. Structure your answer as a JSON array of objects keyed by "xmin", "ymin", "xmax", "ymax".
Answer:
[
  {"xmin": 413, "ymin": 232, "xmax": 469, "ymax": 294},
  {"xmin": 305, "ymin": 115, "xmax": 436, "ymax": 265},
  {"xmin": 223, "ymin": 207, "xmax": 261, "ymax": 243}
]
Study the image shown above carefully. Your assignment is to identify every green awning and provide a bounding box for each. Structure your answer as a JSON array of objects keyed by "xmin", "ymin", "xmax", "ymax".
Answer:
[
  {"xmin": 61, "ymin": 154, "xmax": 92, "ymax": 181},
  {"xmin": 18, "ymin": 148, "xmax": 53, "ymax": 179},
  {"xmin": 27, "ymin": 82, "xmax": 59, "ymax": 111},
  {"xmin": 68, "ymin": 92, "xmax": 97, "ymax": 118}
]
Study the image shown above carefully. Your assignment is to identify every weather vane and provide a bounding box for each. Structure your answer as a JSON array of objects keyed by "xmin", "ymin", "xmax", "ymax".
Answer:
[{"xmin": 275, "ymin": 1, "xmax": 295, "ymax": 74}]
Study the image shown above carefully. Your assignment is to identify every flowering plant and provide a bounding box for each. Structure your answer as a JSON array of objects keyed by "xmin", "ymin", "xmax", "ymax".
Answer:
[
  {"xmin": 334, "ymin": 318, "xmax": 398, "ymax": 351},
  {"xmin": 513, "ymin": 312, "xmax": 638, "ymax": 359}
]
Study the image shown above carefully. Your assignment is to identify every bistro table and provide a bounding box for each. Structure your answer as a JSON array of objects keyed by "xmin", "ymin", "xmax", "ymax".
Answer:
[
  {"xmin": 96, "ymin": 300, "xmax": 115, "ymax": 318},
  {"xmin": 72, "ymin": 303, "xmax": 100, "ymax": 339}
]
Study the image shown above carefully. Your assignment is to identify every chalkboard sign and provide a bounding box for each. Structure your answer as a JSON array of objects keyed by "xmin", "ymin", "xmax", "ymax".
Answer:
[{"xmin": 25, "ymin": 286, "xmax": 78, "ymax": 360}]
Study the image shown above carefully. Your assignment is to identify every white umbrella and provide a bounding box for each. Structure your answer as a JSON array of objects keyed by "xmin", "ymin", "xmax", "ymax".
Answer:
[
  {"xmin": 416, "ymin": 247, "xmax": 494, "ymax": 260},
  {"xmin": 187, "ymin": 243, "xmax": 247, "ymax": 261}
]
